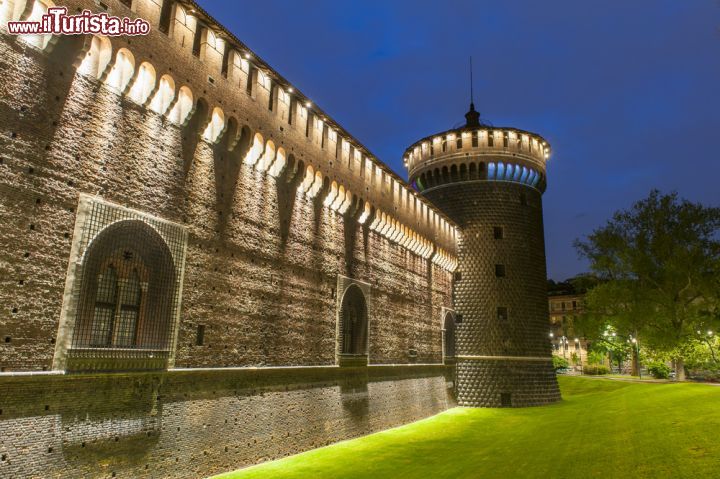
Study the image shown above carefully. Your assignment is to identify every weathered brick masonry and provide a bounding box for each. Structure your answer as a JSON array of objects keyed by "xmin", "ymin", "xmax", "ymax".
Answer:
[
  {"xmin": 0, "ymin": 365, "xmax": 454, "ymax": 478},
  {"xmin": 0, "ymin": 0, "xmax": 457, "ymax": 476},
  {"xmin": 0, "ymin": 0, "xmax": 455, "ymax": 373}
]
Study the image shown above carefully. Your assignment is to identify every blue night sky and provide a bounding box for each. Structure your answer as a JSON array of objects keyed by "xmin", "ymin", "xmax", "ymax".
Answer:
[{"xmin": 200, "ymin": 0, "xmax": 720, "ymax": 281}]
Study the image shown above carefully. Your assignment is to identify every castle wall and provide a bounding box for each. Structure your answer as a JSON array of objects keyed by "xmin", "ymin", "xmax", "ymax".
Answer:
[
  {"xmin": 0, "ymin": 2, "xmax": 460, "ymax": 475},
  {"xmin": 0, "ymin": 2, "xmax": 453, "ymax": 373},
  {"xmin": 0, "ymin": 365, "xmax": 455, "ymax": 478}
]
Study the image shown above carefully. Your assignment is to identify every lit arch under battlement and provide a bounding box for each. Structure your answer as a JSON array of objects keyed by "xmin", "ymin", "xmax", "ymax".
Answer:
[{"xmin": 9, "ymin": 0, "xmax": 460, "ymax": 270}]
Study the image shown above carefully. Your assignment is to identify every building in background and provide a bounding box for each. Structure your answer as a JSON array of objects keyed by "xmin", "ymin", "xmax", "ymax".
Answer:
[{"xmin": 548, "ymin": 280, "xmax": 589, "ymax": 370}]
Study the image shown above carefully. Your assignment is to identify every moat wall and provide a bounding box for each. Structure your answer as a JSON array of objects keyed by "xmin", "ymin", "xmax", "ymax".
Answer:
[{"xmin": 0, "ymin": 365, "xmax": 455, "ymax": 478}]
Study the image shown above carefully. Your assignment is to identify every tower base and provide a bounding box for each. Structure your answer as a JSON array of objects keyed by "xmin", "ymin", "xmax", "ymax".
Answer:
[{"xmin": 456, "ymin": 358, "xmax": 561, "ymax": 407}]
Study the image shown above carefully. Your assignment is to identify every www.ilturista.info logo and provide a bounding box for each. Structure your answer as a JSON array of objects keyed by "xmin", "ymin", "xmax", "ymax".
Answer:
[{"xmin": 7, "ymin": 7, "xmax": 150, "ymax": 36}]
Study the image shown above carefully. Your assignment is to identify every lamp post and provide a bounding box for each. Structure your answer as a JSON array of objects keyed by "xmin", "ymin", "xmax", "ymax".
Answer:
[
  {"xmin": 631, "ymin": 337, "xmax": 641, "ymax": 379},
  {"xmin": 575, "ymin": 338, "xmax": 583, "ymax": 375}
]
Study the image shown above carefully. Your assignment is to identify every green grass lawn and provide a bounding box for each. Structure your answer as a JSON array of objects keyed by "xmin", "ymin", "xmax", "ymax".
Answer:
[{"xmin": 215, "ymin": 377, "xmax": 720, "ymax": 479}]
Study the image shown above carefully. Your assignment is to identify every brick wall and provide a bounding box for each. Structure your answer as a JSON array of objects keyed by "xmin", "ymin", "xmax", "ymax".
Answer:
[
  {"xmin": 0, "ymin": 4, "xmax": 452, "ymax": 372},
  {"xmin": 0, "ymin": 3, "xmax": 458, "ymax": 476},
  {"xmin": 0, "ymin": 365, "xmax": 455, "ymax": 478},
  {"xmin": 424, "ymin": 181, "xmax": 560, "ymax": 407}
]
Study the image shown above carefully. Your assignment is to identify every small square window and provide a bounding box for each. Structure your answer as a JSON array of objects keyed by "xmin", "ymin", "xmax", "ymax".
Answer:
[
  {"xmin": 455, "ymin": 314, "xmax": 463, "ymax": 324},
  {"xmin": 495, "ymin": 264, "xmax": 506, "ymax": 277},
  {"xmin": 493, "ymin": 226, "xmax": 504, "ymax": 239},
  {"xmin": 497, "ymin": 307, "xmax": 508, "ymax": 321},
  {"xmin": 196, "ymin": 325, "xmax": 205, "ymax": 346},
  {"xmin": 454, "ymin": 271, "xmax": 462, "ymax": 282}
]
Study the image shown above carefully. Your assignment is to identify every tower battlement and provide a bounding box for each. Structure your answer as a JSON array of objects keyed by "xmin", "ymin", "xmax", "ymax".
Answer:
[{"xmin": 405, "ymin": 125, "xmax": 550, "ymax": 194}]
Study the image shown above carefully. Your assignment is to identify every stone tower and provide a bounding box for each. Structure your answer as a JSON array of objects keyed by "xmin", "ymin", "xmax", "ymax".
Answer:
[{"xmin": 404, "ymin": 103, "xmax": 560, "ymax": 407}]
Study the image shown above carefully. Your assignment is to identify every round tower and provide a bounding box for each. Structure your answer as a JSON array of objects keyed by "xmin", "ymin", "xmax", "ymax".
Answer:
[{"xmin": 405, "ymin": 103, "xmax": 560, "ymax": 407}]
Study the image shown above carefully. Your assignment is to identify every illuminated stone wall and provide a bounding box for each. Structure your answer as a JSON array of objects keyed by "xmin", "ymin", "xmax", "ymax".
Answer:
[
  {"xmin": 0, "ymin": 1, "xmax": 461, "ymax": 475},
  {"xmin": 0, "ymin": 365, "xmax": 454, "ymax": 478},
  {"xmin": 0, "ymin": 0, "xmax": 454, "ymax": 372}
]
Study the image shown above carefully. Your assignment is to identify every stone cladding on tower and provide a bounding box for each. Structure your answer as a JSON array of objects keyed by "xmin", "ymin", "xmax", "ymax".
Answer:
[{"xmin": 404, "ymin": 104, "xmax": 561, "ymax": 407}]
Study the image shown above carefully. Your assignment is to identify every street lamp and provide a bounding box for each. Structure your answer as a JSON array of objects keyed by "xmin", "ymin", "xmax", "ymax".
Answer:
[
  {"xmin": 574, "ymin": 338, "xmax": 583, "ymax": 374},
  {"xmin": 631, "ymin": 337, "xmax": 641, "ymax": 379}
]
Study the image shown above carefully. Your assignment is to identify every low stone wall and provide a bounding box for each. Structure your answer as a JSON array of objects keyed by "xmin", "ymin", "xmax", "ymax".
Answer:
[{"xmin": 0, "ymin": 364, "xmax": 455, "ymax": 478}]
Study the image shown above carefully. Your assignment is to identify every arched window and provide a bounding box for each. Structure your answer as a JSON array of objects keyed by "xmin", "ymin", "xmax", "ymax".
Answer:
[
  {"xmin": 77, "ymin": 36, "xmax": 112, "ymax": 79},
  {"xmin": 331, "ymin": 185, "xmax": 345, "ymax": 211},
  {"xmin": 268, "ymin": 146, "xmax": 286, "ymax": 177},
  {"xmin": 128, "ymin": 61, "xmax": 156, "ymax": 105},
  {"xmin": 339, "ymin": 285, "xmax": 368, "ymax": 358},
  {"xmin": 324, "ymin": 181, "xmax": 339, "ymax": 207},
  {"xmin": 73, "ymin": 220, "xmax": 176, "ymax": 355},
  {"xmin": 338, "ymin": 189, "xmax": 353, "ymax": 214},
  {"xmin": 243, "ymin": 132, "xmax": 264, "ymax": 166},
  {"xmin": 171, "ymin": 3, "xmax": 196, "ymax": 49},
  {"xmin": 19, "ymin": 0, "xmax": 54, "ymax": 50},
  {"xmin": 150, "ymin": 74, "xmax": 176, "ymax": 115},
  {"xmin": 357, "ymin": 201, "xmax": 371, "ymax": 224},
  {"xmin": 256, "ymin": 140, "xmax": 275, "ymax": 172},
  {"xmin": 443, "ymin": 312, "xmax": 456, "ymax": 362},
  {"xmin": 105, "ymin": 48, "xmax": 135, "ymax": 93},
  {"xmin": 202, "ymin": 106, "xmax": 225, "ymax": 143},
  {"xmin": 459, "ymin": 163, "xmax": 468, "ymax": 181},
  {"xmin": 168, "ymin": 85, "xmax": 193, "ymax": 125},
  {"xmin": 308, "ymin": 170, "xmax": 323, "ymax": 198}
]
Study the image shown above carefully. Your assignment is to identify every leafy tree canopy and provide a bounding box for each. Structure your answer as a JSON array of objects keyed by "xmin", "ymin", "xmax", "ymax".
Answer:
[{"xmin": 574, "ymin": 190, "xmax": 720, "ymax": 377}]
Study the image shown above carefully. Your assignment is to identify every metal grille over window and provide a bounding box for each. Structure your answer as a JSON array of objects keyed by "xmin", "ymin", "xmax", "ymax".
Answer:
[{"xmin": 55, "ymin": 194, "xmax": 188, "ymax": 372}]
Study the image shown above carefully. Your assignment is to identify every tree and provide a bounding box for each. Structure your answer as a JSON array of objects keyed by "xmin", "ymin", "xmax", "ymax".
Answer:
[{"xmin": 574, "ymin": 190, "xmax": 720, "ymax": 380}]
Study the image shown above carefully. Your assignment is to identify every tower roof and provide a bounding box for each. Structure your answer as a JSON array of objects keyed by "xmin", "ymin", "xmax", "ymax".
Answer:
[{"xmin": 464, "ymin": 103, "xmax": 481, "ymax": 128}]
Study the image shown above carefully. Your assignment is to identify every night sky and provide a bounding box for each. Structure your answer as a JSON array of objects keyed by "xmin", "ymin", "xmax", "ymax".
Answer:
[{"xmin": 200, "ymin": 0, "xmax": 720, "ymax": 281}]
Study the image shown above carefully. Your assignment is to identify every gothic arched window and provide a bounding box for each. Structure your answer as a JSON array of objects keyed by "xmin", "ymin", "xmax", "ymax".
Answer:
[
  {"xmin": 86, "ymin": 252, "xmax": 148, "ymax": 348},
  {"xmin": 69, "ymin": 219, "xmax": 178, "ymax": 371}
]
